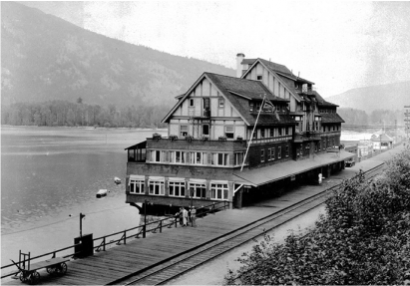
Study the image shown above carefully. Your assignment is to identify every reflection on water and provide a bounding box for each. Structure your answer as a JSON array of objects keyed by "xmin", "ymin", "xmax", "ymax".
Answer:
[{"xmin": 1, "ymin": 126, "xmax": 164, "ymax": 234}]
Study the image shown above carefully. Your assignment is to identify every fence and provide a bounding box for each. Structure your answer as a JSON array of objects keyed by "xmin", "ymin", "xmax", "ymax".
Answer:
[{"xmin": 1, "ymin": 200, "xmax": 229, "ymax": 279}]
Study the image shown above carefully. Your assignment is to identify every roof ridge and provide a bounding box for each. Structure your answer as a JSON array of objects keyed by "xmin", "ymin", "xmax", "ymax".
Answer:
[{"xmin": 205, "ymin": 72, "xmax": 262, "ymax": 83}]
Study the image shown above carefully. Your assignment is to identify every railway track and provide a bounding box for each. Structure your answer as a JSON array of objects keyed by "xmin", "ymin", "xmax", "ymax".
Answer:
[{"xmin": 108, "ymin": 164, "xmax": 385, "ymax": 285}]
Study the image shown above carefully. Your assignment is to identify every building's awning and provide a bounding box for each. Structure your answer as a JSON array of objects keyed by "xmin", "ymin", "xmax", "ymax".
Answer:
[{"xmin": 233, "ymin": 150, "xmax": 354, "ymax": 187}]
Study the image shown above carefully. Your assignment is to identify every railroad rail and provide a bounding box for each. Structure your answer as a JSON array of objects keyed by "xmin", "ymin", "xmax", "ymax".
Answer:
[{"xmin": 107, "ymin": 164, "xmax": 385, "ymax": 285}]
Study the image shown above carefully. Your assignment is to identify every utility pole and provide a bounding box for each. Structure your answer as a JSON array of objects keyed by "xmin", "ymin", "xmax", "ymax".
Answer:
[{"xmin": 405, "ymin": 106, "xmax": 410, "ymax": 141}]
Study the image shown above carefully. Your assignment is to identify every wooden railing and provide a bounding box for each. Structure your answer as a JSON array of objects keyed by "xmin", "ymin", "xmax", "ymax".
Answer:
[{"xmin": 1, "ymin": 201, "xmax": 229, "ymax": 279}]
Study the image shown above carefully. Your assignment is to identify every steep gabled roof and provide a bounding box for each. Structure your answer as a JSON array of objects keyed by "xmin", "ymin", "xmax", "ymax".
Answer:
[
  {"xmin": 206, "ymin": 73, "xmax": 291, "ymax": 126},
  {"xmin": 205, "ymin": 73, "xmax": 287, "ymax": 102},
  {"xmin": 242, "ymin": 58, "xmax": 302, "ymax": 102},
  {"xmin": 295, "ymin": 76, "xmax": 315, "ymax": 85},
  {"xmin": 309, "ymin": 91, "xmax": 339, "ymax": 107},
  {"xmin": 321, "ymin": 113, "xmax": 345, "ymax": 124},
  {"xmin": 162, "ymin": 72, "xmax": 294, "ymax": 126}
]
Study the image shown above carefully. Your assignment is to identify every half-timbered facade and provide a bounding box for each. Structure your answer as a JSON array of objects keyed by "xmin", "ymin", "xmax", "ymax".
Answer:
[{"xmin": 125, "ymin": 54, "xmax": 351, "ymax": 213}]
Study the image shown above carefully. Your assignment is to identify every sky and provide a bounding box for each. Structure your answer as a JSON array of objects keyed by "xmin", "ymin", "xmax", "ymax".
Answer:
[{"xmin": 22, "ymin": 1, "xmax": 410, "ymax": 97}]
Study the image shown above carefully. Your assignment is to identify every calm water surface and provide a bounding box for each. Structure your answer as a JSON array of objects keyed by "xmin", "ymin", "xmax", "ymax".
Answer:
[{"xmin": 1, "ymin": 126, "xmax": 163, "ymax": 234}]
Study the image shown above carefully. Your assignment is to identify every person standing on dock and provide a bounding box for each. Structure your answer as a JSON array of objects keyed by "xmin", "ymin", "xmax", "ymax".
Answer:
[
  {"xmin": 190, "ymin": 206, "xmax": 197, "ymax": 227},
  {"xmin": 176, "ymin": 208, "xmax": 183, "ymax": 226},
  {"xmin": 182, "ymin": 207, "xmax": 188, "ymax": 226}
]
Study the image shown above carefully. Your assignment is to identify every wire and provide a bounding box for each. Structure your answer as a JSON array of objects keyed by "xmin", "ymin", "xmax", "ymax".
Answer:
[{"xmin": 2, "ymin": 205, "xmax": 134, "ymax": 236}]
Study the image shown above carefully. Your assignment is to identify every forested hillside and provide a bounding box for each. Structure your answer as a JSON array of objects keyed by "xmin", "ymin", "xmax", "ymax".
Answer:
[
  {"xmin": 1, "ymin": 2, "xmax": 235, "ymax": 109},
  {"xmin": 327, "ymin": 81, "xmax": 410, "ymax": 113}
]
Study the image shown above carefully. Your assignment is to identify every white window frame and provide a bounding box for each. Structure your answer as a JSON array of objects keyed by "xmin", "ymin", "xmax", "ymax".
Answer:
[
  {"xmin": 189, "ymin": 180, "xmax": 207, "ymax": 198},
  {"xmin": 148, "ymin": 177, "xmax": 165, "ymax": 196},
  {"xmin": 168, "ymin": 178, "xmax": 186, "ymax": 197},
  {"xmin": 129, "ymin": 175, "xmax": 145, "ymax": 194},
  {"xmin": 217, "ymin": 153, "xmax": 229, "ymax": 166},
  {"xmin": 210, "ymin": 181, "xmax": 229, "ymax": 200}
]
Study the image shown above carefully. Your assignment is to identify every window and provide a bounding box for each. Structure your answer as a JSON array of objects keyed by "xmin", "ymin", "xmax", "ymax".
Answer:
[
  {"xmin": 261, "ymin": 149, "xmax": 265, "ymax": 163},
  {"xmin": 257, "ymin": 75, "xmax": 263, "ymax": 81},
  {"xmin": 175, "ymin": 151, "xmax": 186, "ymax": 164},
  {"xmin": 285, "ymin": 146, "xmax": 289, "ymax": 157},
  {"xmin": 189, "ymin": 182, "xmax": 206, "ymax": 198},
  {"xmin": 153, "ymin": 150, "xmax": 161, "ymax": 162},
  {"xmin": 217, "ymin": 153, "xmax": 229, "ymax": 166},
  {"xmin": 160, "ymin": 151, "xmax": 168, "ymax": 162},
  {"xmin": 235, "ymin": 152, "xmax": 244, "ymax": 166},
  {"xmin": 219, "ymin": 98, "xmax": 225, "ymax": 108},
  {"xmin": 210, "ymin": 182, "xmax": 229, "ymax": 200},
  {"xmin": 130, "ymin": 178, "xmax": 145, "ymax": 194},
  {"xmin": 278, "ymin": 146, "xmax": 282, "ymax": 159},
  {"xmin": 278, "ymin": 128, "xmax": 282, "ymax": 136},
  {"xmin": 187, "ymin": 152, "xmax": 194, "ymax": 164},
  {"xmin": 203, "ymin": 98, "xmax": 210, "ymax": 109},
  {"xmin": 169, "ymin": 180, "xmax": 186, "ymax": 197},
  {"xmin": 270, "ymin": 128, "xmax": 274, "ymax": 137},
  {"xmin": 180, "ymin": 125, "xmax": 188, "ymax": 137},
  {"xmin": 271, "ymin": 147, "xmax": 276, "ymax": 160},
  {"xmin": 149, "ymin": 179, "xmax": 165, "ymax": 195},
  {"xmin": 225, "ymin": 126, "xmax": 234, "ymax": 139},
  {"xmin": 203, "ymin": 125, "xmax": 209, "ymax": 136},
  {"xmin": 189, "ymin": 99, "xmax": 194, "ymax": 107},
  {"xmin": 195, "ymin": 152, "xmax": 202, "ymax": 165},
  {"xmin": 286, "ymin": 127, "xmax": 289, "ymax": 135},
  {"xmin": 260, "ymin": 128, "xmax": 265, "ymax": 138}
]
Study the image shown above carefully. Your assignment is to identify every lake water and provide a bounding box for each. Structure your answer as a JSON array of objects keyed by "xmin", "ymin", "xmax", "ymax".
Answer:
[{"xmin": 1, "ymin": 126, "xmax": 165, "ymax": 265}]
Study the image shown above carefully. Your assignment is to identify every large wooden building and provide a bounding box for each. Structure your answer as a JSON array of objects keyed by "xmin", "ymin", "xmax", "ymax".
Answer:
[{"xmin": 125, "ymin": 54, "xmax": 352, "ymax": 213}]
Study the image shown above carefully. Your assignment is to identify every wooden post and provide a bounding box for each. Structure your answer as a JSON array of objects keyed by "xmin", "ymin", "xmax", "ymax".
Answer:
[
  {"xmin": 159, "ymin": 220, "xmax": 162, "ymax": 233},
  {"xmin": 124, "ymin": 230, "xmax": 127, "ymax": 245}
]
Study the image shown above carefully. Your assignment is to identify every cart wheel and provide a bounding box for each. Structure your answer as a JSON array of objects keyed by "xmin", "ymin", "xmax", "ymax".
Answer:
[
  {"xmin": 55, "ymin": 262, "xmax": 67, "ymax": 275},
  {"xmin": 20, "ymin": 272, "xmax": 29, "ymax": 283},
  {"xmin": 28, "ymin": 272, "xmax": 40, "ymax": 285},
  {"xmin": 46, "ymin": 266, "xmax": 55, "ymax": 274}
]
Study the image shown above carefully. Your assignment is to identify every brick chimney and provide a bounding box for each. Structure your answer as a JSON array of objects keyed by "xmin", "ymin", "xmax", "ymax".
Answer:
[{"xmin": 236, "ymin": 53, "xmax": 245, "ymax": 78}]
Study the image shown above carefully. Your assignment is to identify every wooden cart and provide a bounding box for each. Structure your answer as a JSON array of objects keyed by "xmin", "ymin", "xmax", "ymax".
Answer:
[{"xmin": 11, "ymin": 257, "xmax": 69, "ymax": 284}]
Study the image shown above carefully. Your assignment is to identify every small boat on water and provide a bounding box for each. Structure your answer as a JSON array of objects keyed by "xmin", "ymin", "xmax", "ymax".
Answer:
[
  {"xmin": 114, "ymin": 177, "xmax": 121, "ymax": 185},
  {"xmin": 96, "ymin": 189, "xmax": 108, "ymax": 198}
]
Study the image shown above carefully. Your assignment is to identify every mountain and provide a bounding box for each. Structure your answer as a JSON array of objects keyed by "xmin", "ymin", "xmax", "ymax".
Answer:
[
  {"xmin": 1, "ymin": 2, "xmax": 235, "ymax": 108},
  {"xmin": 326, "ymin": 81, "xmax": 410, "ymax": 113}
]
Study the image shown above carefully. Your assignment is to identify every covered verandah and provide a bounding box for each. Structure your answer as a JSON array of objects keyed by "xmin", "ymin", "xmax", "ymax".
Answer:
[{"xmin": 232, "ymin": 150, "xmax": 355, "ymax": 208}]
